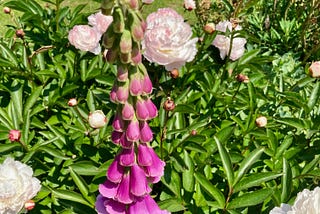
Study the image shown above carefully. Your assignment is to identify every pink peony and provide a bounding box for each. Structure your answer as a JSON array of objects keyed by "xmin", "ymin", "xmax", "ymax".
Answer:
[
  {"xmin": 88, "ymin": 12, "xmax": 113, "ymax": 34},
  {"xmin": 8, "ymin": 130, "xmax": 21, "ymax": 142},
  {"xmin": 142, "ymin": 8, "xmax": 198, "ymax": 71},
  {"xmin": 309, "ymin": 61, "xmax": 320, "ymax": 78},
  {"xmin": 184, "ymin": 0, "xmax": 196, "ymax": 10},
  {"xmin": 68, "ymin": 25, "xmax": 101, "ymax": 55},
  {"xmin": 212, "ymin": 21, "xmax": 247, "ymax": 61}
]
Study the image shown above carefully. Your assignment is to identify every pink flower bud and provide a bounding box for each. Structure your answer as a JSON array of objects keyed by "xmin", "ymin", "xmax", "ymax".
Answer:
[
  {"xmin": 117, "ymin": 65, "xmax": 129, "ymax": 82},
  {"xmin": 255, "ymin": 116, "xmax": 267, "ymax": 128},
  {"xmin": 88, "ymin": 110, "xmax": 107, "ymax": 128},
  {"xmin": 163, "ymin": 98, "xmax": 175, "ymax": 111},
  {"xmin": 107, "ymin": 155, "xmax": 124, "ymax": 183},
  {"xmin": 120, "ymin": 30, "xmax": 132, "ymax": 54},
  {"xmin": 112, "ymin": 113, "xmax": 125, "ymax": 131},
  {"xmin": 203, "ymin": 23, "xmax": 215, "ymax": 34},
  {"xmin": 129, "ymin": 195, "xmax": 170, "ymax": 214},
  {"xmin": 170, "ymin": 68, "xmax": 179, "ymax": 79},
  {"xmin": 137, "ymin": 144, "xmax": 153, "ymax": 166},
  {"xmin": 309, "ymin": 61, "xmax": 320, "ymax": 78},
  {"xmin": 184, "ymin": 0, "xmax": 196, "ymax": 10},
  {"xmin": 8, "ymin": 130, "xmax": 21, "ymax": 142},
  {"xmin": 122, "ymin": 101, "xmax": 135, "ymax": 121},
  {"xmin": 68, "ymin": 98, "xmax": 78, "ymax": 106},
  {"xmin": 136, "ymin": 99, "xmax": 149, "ymax": 121},
  {"xmin": 120, "ymin": 52, "xmax": 131, "ymax": 64},
  {"xmin": 3, "ymin": 7, "xmax": 11, "ymax": 14},
  {"xmin": 16, "ymin": 29, "xmax": 25, "ymax": 39},
  {"xmin": 24, "ymin": 200, "xmax": 35, "ymax": 211},
  {"xmin": 145, "ymin": 99, "xmax": 158, "ymax": 119},
  {"xmin": 116, "ymin": 82, "xmax": 129, "ymax": 104},
  {"xmin": 119, "ymin": 147, "xmax": 135, "ymax": 166},
  {"xmin": 111, "ymin": 131, "xmax": 122, "ymax": 145},
  {"xmin": 236, "ymin": 74, "xmax": 250, "ymax": 83},
  {"xmin": 127, "ymin": 0, "xmax": 139, "ymax": 9},
  {"xmin": 130, "ymin": 164, "xmax": 151, "ymax": 196},
  {"xmin": 120, "ymin": 132, "xmax": 133, "ymax": 148},
  {"xmin": 129, "ymin": 74, "xmax": 143, "ymax": 96},
  {"xmin": 115, "ymin": 173, "xmax": 133, "ymax": 204},
  {"xmin": 99, "ymin": 179, "xmax": 119, "ymax": 199},
  {"xmin": 131, "ymin": 47, "xmax": 142, "ymax": 65},
  {"xmin": 110, "ymin": 85, "xmax": 117, "ymax": 103},
  {"xmin": 139, "ymin": 121, "xmax": 153, "ymax": 143},
  {"xmin": 105, "ymin": 48, "xmax": 118, "ymax": 63},
  {"xmin": 126, "ymin": 119, "xmax": 140, "ymax": 142}
]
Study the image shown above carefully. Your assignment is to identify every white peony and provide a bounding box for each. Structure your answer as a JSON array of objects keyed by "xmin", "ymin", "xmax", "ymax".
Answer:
[
  {"xmin": 0, "ymin": 157, "xmax": 41, "ymax": 214},
  {"xmin": 212, "ymin": 20, "xmax": 247, "ymax": 61},
  {"xmin": 88, "ymin": 110, "xmax": 107, "ymax": 129},
  {"xmin": 269, "ymin": 187, "xmax": 320, "ymax": 214},
  {"xmin": 142, "ymin": 8, "xmax": 198, "ymax": 71}
]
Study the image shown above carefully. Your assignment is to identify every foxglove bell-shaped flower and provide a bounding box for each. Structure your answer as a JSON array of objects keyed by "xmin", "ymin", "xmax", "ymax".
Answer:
[
  {"xmin": 138, "ymin": 144, "xmax": 153, "ymax": 166},
  {"xmin": 96, "ymin": 195, "xmax": 127, "ymax": 214},
  {"xmin": 120, "ymin": 133, "xmax": 134, "ymax": 148},
  {"xmin": 136, "ymin": 98, "xmax": 149, "ymax": 121},
  {"xmin": 117, "ymin": 65, "xmax": 129, "ymax": 82},
  {"xmin": 115, "ymin": 173, "xmax": 133, "ymax": 204},
  {"xmin": 129, "ymin": 72, "xmax": 143, "ymax": 96},
  {"xmin": 116, "ymin": 82, "xmax": 129, "ymax": 104},
  {"xmin": 142, "ymin": 74, "xmax": 153, "ymax": 94},
  {"xmin": 99, "ymin": 179, "xmax": 119, "ymax": 199},
  {"xmin": 107, "ymin": 156, "xmax": 124, "ymax": 183},
  {"xmin": 145, "ymin": 99, "xmax": 158, "ymax": 119},
  {"xmin": 110, "ymin": 85, "xmax": 118, "ymax": 103},
  {"xmin": 119, "ymin": 147, "xmax": 135, "ymax": 166},
  {"xmin": 130, "ymin": 164, "xmax": 151, "ymax": 196},
  {"xmin": 122, "ymin": 101, "xmax": 135, "ymax": 121},
  {"xmin": 144, "ymin": 147, "xmax": 165, "ymax": 182},
  {"xmin": 140, "ymin": 121, "xmax": 153, "ymax": 143},
  {"xmin": 112, "ymin": 113, "xmax": 125, "ymax": 132},
  {"xmin": 129, "ymin": 195, "xmax": 170, "ymax": 214},
  {"xmin": 111, "ymin": 131, "xmax": 122, "ymax": 145},
  {"xmin": 126, "ymin": 119, "xmax": 140, "ymax": 142}
]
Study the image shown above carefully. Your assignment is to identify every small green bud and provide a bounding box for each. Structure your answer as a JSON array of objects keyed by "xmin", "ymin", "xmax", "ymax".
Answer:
[
  {"xmin": 120, "ymin": 29, "xmax": 132, "ymax": 54},
  {"xmin": 113, "ymin": 7, "xmax": 125, "ymax": 33}
]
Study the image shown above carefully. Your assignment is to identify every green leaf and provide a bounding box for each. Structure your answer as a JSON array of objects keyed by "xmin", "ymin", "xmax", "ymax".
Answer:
[
  {"xmin": 281, "ymin": 158, "xmax": 292, "ymax": 202},
  {"xmin": 233, "ymin": 147, "xmax": 265, "ymax": 186},
  {"xmin": 276, "ymin": 117, "xmax": 309, "ymax": 129},
  {"xmin": 0, "ymin": 42, "xmax": 19, "ymax": 67},
  {"xmin": 194, "ymin": 172, "xmax": 225, "ymax": 208},
  {"xmin": 38, "ymin": 146, "xmax": 69, "ymax": 160},
  {"xmin": 0, "ymin": 143, "xmax": 21, "ymax": 153},
  {"xmin": 307, "ymin": 81, "xmax": 320, "ymax": 111},
  {"xmin": 51, "ymin": 189, "xmax": 93, "ymax": 207},
  {"xmin": 214, "ymin": 136, "xmax": 234, "ymax": 187},
  {"xmin": 182, "ymin": 150, "xmax": 195, "ymax": 192},
  {"xmin": 301, "ymin": 155, "xmax": 320, "ymax": 175},
  {"xmin": 86, "ymin": 90, "xmax": 96, "ymax": 112},
  {"xmin": 233, "ymin": 172, "xmax": 282, "ymax": 192},
  {"xmin": 275, "ymin": 136, "xmax": 293, "ymax": 160},
  {"xmin": 227, "ymin": 188, "xmax": 273, "ymax": 209},
  {"xmin": 158, "ymin": 199, "xmax": 186, "ymax": 212},
  {"xmin": 215, "ymin": 125, "xmax": 235, "ymax": 144},
  {"xmin": 23, "ymin": 86, "xmax": 43, "ymax": 117},
  {"xmin": 69, "ymin": 161, "xmax": 101, "ymax": 176},
  {"xmin": 173, "ymin": 104, "xmax": 198, "ymax": 114}
]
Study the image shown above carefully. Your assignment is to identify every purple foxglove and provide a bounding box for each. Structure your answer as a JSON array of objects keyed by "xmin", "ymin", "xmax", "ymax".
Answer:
[
  {"xmin": 107, "ymin": 155, "xmax": 124, "ymax": 183},
  {"xmin": 144, "ymin": 147, "xmax": 165, "ymax": 182},
  {"xmin": 136, "ymin": 98, "xmax": 149, "ymax": 121},
  {"xmin": 115, "ymin": 173, "xmax": 133, "ymax": 204},
  {"xmin": 96, "ymin": 195, "xmax": 127, "ymax": 214},
  {"xmin": 116, "ymin": 82, "xmax": 129, "ymax": 104},
  {"xmin": 145, "ymin": 99, "xmax": 158, "ymax": 119},
  {"xmin": 95, "ymin": 194, "xmax": 108, "ymax": 214},
  {"xmin": 137, "ymin": 144, "xmax": 153, "ymax": 166},
  {"xmin": 111, "ymin": 131, "xmax": 122, "ymax": 145},
  {"xmin": 126, "ymin": 119, "xmax": 140, "ymax": 142},
  {"xmin": 112, "ymin": 113, "xmax": 125, "ymax": 132},
  {"xmin": 128, "ymin": 195, "xmax": 170, "ymax": 214},
  {"xmin": 110, "ymin": 85, "xmax": 117, "ymax": 103},
  {"xmin": 129, "ymin": 76, "xmax": 143, "ymax": 96},
  {"xmin": 119, "ymin": 147, "xmax": 135, "ymax": 166},
  {"xmin": 122, "ymin": 101, "xmax": 135, "ymax": 120},
  {"xmin": 117, "ymin": 65, "xmax": 129, "ymax": 82},
  {"xmin": 99, "ymin": 179, "xmax": 119, "ymax": 198},
  {"xmin": 142, "ymin": 74, "xmax": 153, "ymax": 94},
  {"xmin": 139, "ymin": 121, "xmax": 153, "ymax": 143},
  {"xmin": 130, "ymin": 164, "xmax": 151, "ymax": 197},
  {"xmin": 120, "ymin": 132, "xmax": 133, "ymax": 148}
]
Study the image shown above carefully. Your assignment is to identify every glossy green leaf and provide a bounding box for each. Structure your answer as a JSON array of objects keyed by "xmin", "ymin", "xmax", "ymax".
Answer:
[
  {"xmin": 182, "ymin": 150, "xmax": 195, "ymax": 192},
  {"xmin": 0, "ymin": 143, "xmax": 21, "ymax": 153},
  {"xmin": 38, "ymin": 146, "xmax": 69, "ymax": 160},
  {"xmin": 276, "ymin": 117, "xmax": 309, "ymax": 129},
  {"xmin": 281, "ymin": 158, "xmax": 292, "ymax": 202},
  {"xmin": 51, "ymin": 189, "xmax": 93, "ymax": 207},
  {"xmin": 307, "ymin": 81, "xmax": 320, "ymax": 111},
  {"xmin": 158, "ymin": 198, "xmax": 186, "ymax": 213},
  {"xmin": 23, "ymin": 86, "xmax": 43, "ymax": 117}
]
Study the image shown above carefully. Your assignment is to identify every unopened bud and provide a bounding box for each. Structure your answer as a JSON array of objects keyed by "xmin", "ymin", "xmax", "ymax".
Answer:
[
  {"xmin": 113, "ymin": 7, "xmax": 125, "ymax": 33},
  {"xmin": 131, "ymin": 46, "xmax": 142, "ymax": 65},
  {"xmin": 170, "ymin": 69, "xmax": 179, "ymax": 79},
  {"xmin": 163, "ymin": 98, "xmax": 175, "ymax": 111},
  {"xmin": 309, "ymin": 61, "xmax": 320, "ymax": 78},
  {"xmin": 120, "ymin": 52, "xmax": 131, "ymax": 64},
  {"xmin": 126, "ymin": 0, "xmax": 139, "ymax": 9},
  {"xmin": 129, "ymin": 11, "xmax": 144, "ymax": 42},
  {"xmin": 203, "ymin": 23, "xmax": 215, "ymax": 34},
  {"xmin": 24, "ymin": 200, "xmax": 35, "ymax": 211},
  {"xmin": 117, "ymin": 65, "xmax": 129, "ymax": 82},
  {"xmin": 255, "ymin": 116, "xmax": 267, "ymax": 128},
  {"xmin": 8, "ymin": 130, "xmax": 21, "ymax": 142},
  {"xmin": 101, "ymin": 0, "xmax": 115, "ymax": 15},
  {"xmin": 191, "ymin": 130, "xmax": 197, "ymax": 135},
  {"xmin": 236, "ymin": 74, "xmax": 249, "ymax": 83},
  {"xmin": 68, "ymin": 98, "xmax": 78, "ymax": 106},
  {"xmin": 102, "ymin": 28, "xmax": 116, "ymax": 49},
  {"xmin": 16, "ymin": 29, "xmax": 25, "ymax": 38},
  {"xmin": 264, "ymin": 15, "xmax": 270, "ymax": 30},
  {"xmin": 105, "ymin": 48, "xmax": 118, "ymax": 63},
  {"xmin": 120, "ymin": 30, "xmax": 132, "ymax": 54},
  {"xmin": 3, "ymin": 7, "xmax": 11, "ymax": 14},
  {"xmin": 88, "ymin": 110, "xmax": 107, "ymax": 128}
]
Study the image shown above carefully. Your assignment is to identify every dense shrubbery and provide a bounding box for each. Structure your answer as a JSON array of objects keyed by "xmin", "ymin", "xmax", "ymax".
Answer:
[{"xmin": 0, "ymin": 0, "xmax": 319, "ymax": 213}]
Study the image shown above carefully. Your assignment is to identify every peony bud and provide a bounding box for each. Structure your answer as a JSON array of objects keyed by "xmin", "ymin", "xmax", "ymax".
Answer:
[
  {"xmin": 88, "ymin": 110, "xmax": 107, "ymax": 128},
  {"xmin": 3, "ymin": 7, "xmax": 11, "ymax": 14},
  {"xmin": 16, "ymin": 29, "xmax": 25, "ymax": 38},
  {"xmin": 24, "ymin": 200, "xmax": 35, "ymax": 211},
  {"xmin": 184, "ymin": 0, "xmax": 196, "ymax": 10},
  {"xmin": 191, "ymin": 130, "xmax": 197, "ymax": 135},
  {"xmin": 170, "ymin": 69, "xmax": 179, "ymax": 79},
  {"xmin": 122, "ymin": 101, "xmax": 135, "ymax": 121},
  {"xmin": 203, "ymin": 23, "xmax": 215, "ymax": 34},
  {"xmin": 68, "ymin": 98, "xmax": 78, "ymax": 106},
  {"xmin": 255, "ymin": 116, "xmax": 267, "ymax": 128},
  {"xmin": 236, "ymin": 74, "xmax": 249, "ymax": 83},
  {"xmin": 120, "ymin": 30, "xmax": 132, "ymax": 54},
  {"xmin": 309, "ymin": 61, "xmax": 320, "ymax": 78},
  {"xmin": 163, "ymin": 98, "xmax": 175, "ymax": 111},
  {"xmin": 8, "ymin": 130, "xmax": 21, "ymax": 142}
]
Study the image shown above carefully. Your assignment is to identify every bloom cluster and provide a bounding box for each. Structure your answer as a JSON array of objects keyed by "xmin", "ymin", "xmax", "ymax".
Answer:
[
  {"xmin": 142, "ymin": 8, "xmax": 198, "ymax": 71},
  {"xmin": 212, "ymin": 20, "xmax": 247, "ymax": 61},
  {"xmin": 270, "ymin": 187, "xmax": 320, "ymax": 214},
  {"xmin": 0, "ymin": 157, "xmax": 41, "ymax": 214},
  {"xmin": 68, "ymin": 12, "xmax": 113, "ymax": 54},
  {"xmin": 92, "ymin": 1, "xmax": 169, "ymax": 213}
]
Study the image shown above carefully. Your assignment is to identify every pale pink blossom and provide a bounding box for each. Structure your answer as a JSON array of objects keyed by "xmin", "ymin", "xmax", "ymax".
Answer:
[
  {"xmin": 88, "ymin": 12, "xmax": 113, "ymax": 34},
  {"xmin": 309, "ymin": 61, "xmax": 320, "ymax": 78},
  {"xmin": 68, "ymin": 25, "xmax": 101, "ymax": 54},
  {"xmin": 8, "ymin": 130, "xmax": 21, "ymax": 142},
  {"xmin": 142, "ymin": 8, "xmax": 198, "ymax": 71},
  {"xmin": 142, "ymin": 0, "xmax": 154, "ymax": 4},
  {"xmin": 184, "ymin": 0, "xmax": 196, "ymax": 10},
  {"xmin": 212, "ymin": 20, "xmax": 247, "ymax": 61}
]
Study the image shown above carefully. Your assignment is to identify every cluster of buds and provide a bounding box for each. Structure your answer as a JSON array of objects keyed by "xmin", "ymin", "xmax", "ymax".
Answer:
[{"xmin": 96, "ymin": 1, "xmax": 169, "ymax": 213}]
